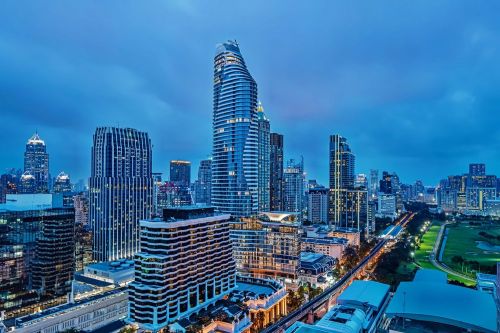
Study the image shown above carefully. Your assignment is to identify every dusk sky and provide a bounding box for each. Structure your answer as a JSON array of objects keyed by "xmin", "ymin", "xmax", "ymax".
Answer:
[{"xmin": 1, "ymin": 1, "xmax": 499, "ymax": 185}]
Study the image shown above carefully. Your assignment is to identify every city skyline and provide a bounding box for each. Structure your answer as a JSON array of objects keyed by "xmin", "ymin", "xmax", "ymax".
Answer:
[{"xmin": 1, "ymin": 2, "xmax": 500, "ymax": 186}]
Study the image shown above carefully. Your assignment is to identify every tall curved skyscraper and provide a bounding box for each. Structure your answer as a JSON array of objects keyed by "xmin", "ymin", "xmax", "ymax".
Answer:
[{"xmin": 212, "ymin": 40, "xmax": 259, "ymax": 217}]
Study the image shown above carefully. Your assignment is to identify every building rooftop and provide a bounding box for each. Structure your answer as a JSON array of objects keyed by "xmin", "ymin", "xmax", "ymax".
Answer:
[
  {"xmin": 15, "ymin": 287, "xmax": 127, "ymax": 327},
  {"xmin": 302, "ymin": 237, "xmax": 349, "ymax": 245},
  {"xmin": 259, "ymin": 211, "xmax": 300, "ymax": 222},
  {"xmin": 385, "ymin": 270, "xmax": 497, "ymax": 333},
  {"xmin": 413, "ymin": 268, "xmax": 447, "ymax": 284},
  {"xmin": 337, "ymin": 280, "xmax": 390, "ymax": 312},
  {"xmin": 27, "ymin": 132, "xmax": 45, "ymax": 145}
]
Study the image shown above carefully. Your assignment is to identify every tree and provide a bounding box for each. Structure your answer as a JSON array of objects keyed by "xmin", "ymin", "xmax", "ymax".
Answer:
[{"xmin": 119, "ymin": 326, "xmax": 137, "ymax": 333}]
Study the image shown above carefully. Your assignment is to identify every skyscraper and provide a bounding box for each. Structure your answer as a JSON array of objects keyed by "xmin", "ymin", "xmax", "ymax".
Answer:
[
  {"xmin": 369, "ymin": 169, "xmax": 379, "ymax": 198},
  {"xmin": 53, "ymin": 172, "xmax": 72, "ymax": 193},
  {"xmin": 283, "ymin": 158, "xmax": 305, "ymax": 215},
  {"xmin": 307, "ymin": 186, "xmax": 329, "ymax": 224},
  {"xmin": 31, "ymin": 209, "xmax": 75, "ymax": 298},
  {"xmin": 257, "ymin": 102, "xmax": 270, "ymax": 212},
  {"xmin": 469, "ymin": 163, "xmax": 486, "ymax": 177},
  {"xmin": 270, "ymin": 133, "xmax": 284, "ymax": 211},
  {"xmin": 194, "ymin": 158, "xmax": 212, "ymax": 205},
  {"xmin": 328, "ymin": 135, "xmax": 355, "ymax": 225},
  {"xmin": 212, "ymin": 40, "xmax": 259, "ymax": 217},
  {"xmin": 328, "ymin": 135, "xmax": 368, "ymax": 232},
  {"xmin": 24, "ymin": 133, "xmax": 49, "ymax": 193},
  {"xmin": 89, "ymin": 127, "xmax": 153, "ymax": 262},
  {"xmin": 169, "ymin": 160, "xmax": 192, "ymax": 206},
  {"xmin": 169, "ymin": 160, "xmax": 191, "ymax": 187}
]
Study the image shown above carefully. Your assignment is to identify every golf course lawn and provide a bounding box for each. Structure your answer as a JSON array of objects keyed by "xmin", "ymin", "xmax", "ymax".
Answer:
[
  {"xmin": 398, "ymin": 220, "xmax": 476, "ymax": 286},
  {"xmin": 442, "ymin": 223, "xmax": 500, "ymax": 276}
]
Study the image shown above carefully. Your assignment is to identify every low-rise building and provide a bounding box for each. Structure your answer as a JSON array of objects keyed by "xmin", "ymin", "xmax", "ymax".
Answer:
[
  {"xmin": 286, "ymin": 280, "xmax": 390, "ymax": 333},
  {"xmin": 301, "ymin": 237, "xmax": 348, "ymax": 259},
  {"xmin": 328, "ymin": 227, "xmax": 360, "ymax": 247},
  {"xmin": 381, "ymin": 269, "xmax": 497, "ymax": 333},
  {"xmin": 12, "ymin": 288, "xmax": 128, "ymax": 333},
  {"xmin": 298, "ymin": 252, "xmax": 335, "ymax": 288}
]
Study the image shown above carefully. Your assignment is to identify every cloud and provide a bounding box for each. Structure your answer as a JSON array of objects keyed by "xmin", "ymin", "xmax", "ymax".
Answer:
[{"xmin": 0, "ymin": 1, "xmax": 499, "ymax": 185}]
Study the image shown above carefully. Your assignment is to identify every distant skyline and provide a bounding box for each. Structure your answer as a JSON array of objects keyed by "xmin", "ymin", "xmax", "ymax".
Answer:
[{"xmin": 1, "ymin": 1, "xmax": 499, "ymax": 185}]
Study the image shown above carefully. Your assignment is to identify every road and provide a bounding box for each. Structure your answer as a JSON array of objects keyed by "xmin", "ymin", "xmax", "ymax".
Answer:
[
  {"xmin": 429, "ymin": 222, "xmax": 475, "ymax": 283},
  {"xmin": 261, "ymin": 212, "xmax": 414, "ymax": 333}
]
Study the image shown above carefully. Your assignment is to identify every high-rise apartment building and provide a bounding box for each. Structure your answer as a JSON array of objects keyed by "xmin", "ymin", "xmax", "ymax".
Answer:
[
  {"xmin": 194, "ymin": 159, "xmax": 212, "ymax": 205},
  {"xmin": 328, "ymin": 135, "xmax": 368, "ymax": 232},
  {"xmin": 283, "ymin": 158, "xmax": 305, "ymax": 216},
  {"xmin": 257, "ymin": 102, "xmax": 271, "ymax": 212},
  {"xmin": 128, "ymin": 207, "xmax": 236, "ymax": 332},
  {"xmin": 24, "ymin": 133, "xmax": 49, "ymax": 193},
  {"xmin": 212, "ymin": 40, "xmax": 259, "ymax": 217},
  {"xmin": 270, "ymin": 133, "xmax": 284, "ymax": 211},
  {"xmin": 369, "ymin": 169, "xmax": 379, "ymax": 198},
  {"xmin": 329, "ymin": 135, "xmax": 354, "ymax": 226},
  {"xmin": 230, "ymin": 213, "xmax": 300, "ymax": 279},
  {"xmin": 89, "ymin": 127, "xmax": 153, "ymax": 262},
  {"xmin": 307, "ymin": 186, "xmax": 329, "ymax": 224}
]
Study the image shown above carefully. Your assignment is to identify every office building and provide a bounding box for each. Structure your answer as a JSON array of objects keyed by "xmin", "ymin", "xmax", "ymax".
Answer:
[
  {"xmin": 379, "ymin": 171, "xmax": 392, "ymax": 195},
  {"xmin": 469, "ymin": 163, "xmax": 486, "ymax": 176},
  {"xmin": 212, "ymin": 40, "xmax": 259, "ymax": 217},
  {"xmin": 283, "ymin": 158, "xmax": 305, "ymax": 216},
  {"xmin": 0, "ymin": 195, "xmax": 74, "ymax": 318},
  {"xmin": 354, "ymin": 173, "xmax": 368, "ymax": 189},
  {"xmin": 193, "ymin": 159, "xmax": 212, "ymax": 205},
  {"xmin": 24, "ymin": 133, "xmax": 49, "ymax": 194},
  {"xmin": 257, "ymin": 102, "xmax": 271, "ymax": 212},
  {"xmin": 270, "ymin": 133, "xmax": 284, "ymax": 211},
  {"xmin": 170, "ymin": 160, "xmax": 191, "ymax": 186},
  {"xmin": 52, "ymin": 172, "xmax": 71, "ymax": 193},
  {"xmin": 0, "ymin": 170, "xmax": 21, "ymax": 203},
  {"xmin": 377, "ymin": 193, "xmax": 397, "ymax": 220},
  {"xmin": 89, "ymin": 127, "xmax": 153, "ymax": 262},
  {"xmin": 307, "ymin": 186, "xmax": 328, "ymax": 224},
  {"xmin": 169, "ymin": 160, "xmax": 192, "ymax": 206},
  {"xmin": 230, "ymin": 213, "xmax": 300, "ymax": 280},
  {"xmin": 128, "ymin": 207, "xmax": 236, "ymax": 332},
  {"xmin": 31, "ymin": 210, "xmax": 75, "ymax": 298},
  {"xmin": 19, "ymin": 172, "xmax": 36, "ymax": 194}
]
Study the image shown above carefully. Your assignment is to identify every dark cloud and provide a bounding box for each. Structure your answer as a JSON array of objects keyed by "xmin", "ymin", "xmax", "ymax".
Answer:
[{"xmin": 0, "ymin": 1, "xmax": 499, "ymax": 185}]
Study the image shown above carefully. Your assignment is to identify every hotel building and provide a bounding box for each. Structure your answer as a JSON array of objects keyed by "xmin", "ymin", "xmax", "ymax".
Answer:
[{"xmin": 128, "ymin": 207, "xmax": 236, "ymax": 332}]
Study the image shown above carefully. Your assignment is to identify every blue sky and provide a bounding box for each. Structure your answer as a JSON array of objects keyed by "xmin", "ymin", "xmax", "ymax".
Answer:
[{"xmin": 1, "ymin": 1, "xmax": 499, "ymax": 185}]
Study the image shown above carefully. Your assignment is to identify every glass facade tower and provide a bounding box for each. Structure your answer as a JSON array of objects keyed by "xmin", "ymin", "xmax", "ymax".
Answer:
[
  {"xmin": 270, "ymin": 133, "xmax": 284, "ymax": 211},
  {"xmin": 89, "ymin": 127, "xmax": 153, "ymax": 262},
  {"xmin": 257, "ymin": 102, "xmax": 270, "ymax": 212},
  {"xmin": 24, "ymin": 133, "xmax": 49, "ymax": 193},
  {"xmin": 212, "ymin": 40, "xmax": 259, "ymax": 217}
]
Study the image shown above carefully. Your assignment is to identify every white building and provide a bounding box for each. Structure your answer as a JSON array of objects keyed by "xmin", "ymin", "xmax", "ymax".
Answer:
[
  {"xmin": 307, "ymin": 187, "xmax": 329, "ymax": 224},
  {"xmin": 377, "ymin": 193, "xmax": 396, "ymax": 220}
]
